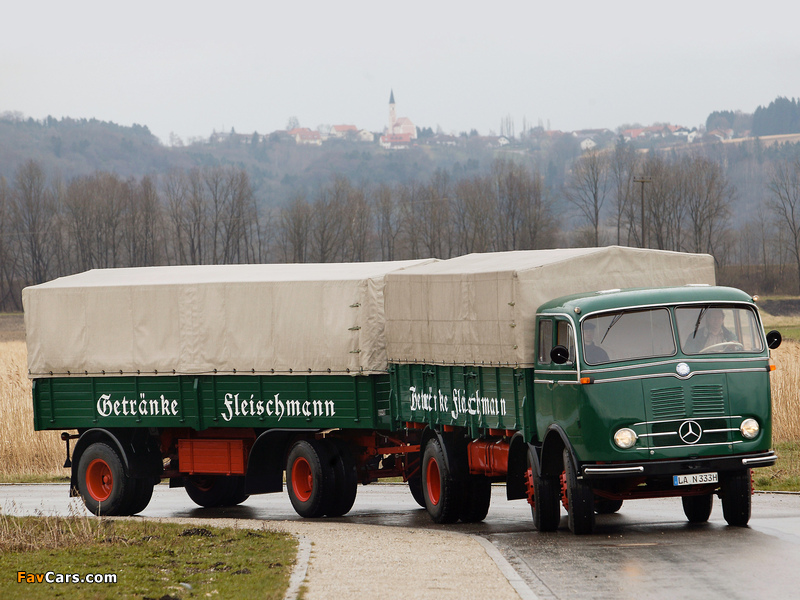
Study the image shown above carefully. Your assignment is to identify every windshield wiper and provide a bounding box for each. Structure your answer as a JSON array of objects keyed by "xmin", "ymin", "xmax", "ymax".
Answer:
[
  {"xmin": 601, "ymin": 312, "xmax": 624, "ymax": 344},
  {"xmin": 692, "ymin": 306, "xmax": 708, "ymax": 340}
]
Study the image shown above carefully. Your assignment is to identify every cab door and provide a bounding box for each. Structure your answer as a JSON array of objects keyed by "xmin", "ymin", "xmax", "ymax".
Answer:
[{"xmin": 533, "ymin": 316, "xmax": 581, "ymax": 440}]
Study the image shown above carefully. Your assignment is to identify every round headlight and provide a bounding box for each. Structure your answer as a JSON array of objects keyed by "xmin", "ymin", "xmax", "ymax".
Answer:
[
  {"xmin": 614, "ymin": 428, "xmax": 638, "ymax": 449},
  {"xmin": 740, "ymin": 418, "xmax": 760, "ymax": 439}
]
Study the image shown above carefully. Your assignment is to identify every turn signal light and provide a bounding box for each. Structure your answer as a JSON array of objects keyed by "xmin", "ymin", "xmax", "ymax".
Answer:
[{"xmin": 580, "ymin": 377, "xmax": 593, "ymax": 384}]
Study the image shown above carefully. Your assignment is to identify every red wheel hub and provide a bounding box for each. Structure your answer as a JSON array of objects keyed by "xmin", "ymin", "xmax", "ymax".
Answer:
[
  {"xmin": 291, "ymin": 457, "xmax": 313, "ymax": 502},
  {"xmin": 524, "ymin": 467, "xmax": 536, "ymax": 508},
  {"xmin": 426, "ymin": 457, "xmax": 441, "ymax": 506},
  {"xmin": 85, "ymin": 458, "xmax": 113, "ymax": 502}
]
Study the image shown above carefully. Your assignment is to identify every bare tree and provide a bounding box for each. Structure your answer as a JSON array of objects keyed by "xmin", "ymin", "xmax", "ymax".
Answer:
[
  {"xmin": 609, "ymin": 140, "xmax": 639, "ymax": 245},
  {"xmin": 767, "ymin": 158, "xmax": 800, "ymax": 292},
  {"xmin": 12, "ymin": 160, "xmax": 56, "ymax": 284},
  {"xmin": 564, "ymin": 150, "xmax": 609, "ymax": 246}
]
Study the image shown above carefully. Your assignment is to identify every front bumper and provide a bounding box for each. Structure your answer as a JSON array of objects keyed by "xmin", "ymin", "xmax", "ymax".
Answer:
[{"xmin": 581, "ymin": 450, "xmax": 777, "ymax": 479}]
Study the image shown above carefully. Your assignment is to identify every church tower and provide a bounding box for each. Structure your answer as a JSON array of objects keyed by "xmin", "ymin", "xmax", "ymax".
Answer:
[{"xmin": 388, "ymin": 89, "xmax": 396, "ymax": 134}]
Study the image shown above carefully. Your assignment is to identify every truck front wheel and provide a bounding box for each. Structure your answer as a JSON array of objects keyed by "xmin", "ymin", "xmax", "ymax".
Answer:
[
  {"xmin": 77, "ymin": 442, "xmax": 133, "ymax": 516},
  {"xmin": 721, "ymin": 469, "xmax": 752, "ymax": 527},
  {"xmin": 682, "ymin": 493, "xmax": 713, "ymax": 523},
  {"xmin": 563, "ymin": 448, "xmax": 595, "ymax": 535}
]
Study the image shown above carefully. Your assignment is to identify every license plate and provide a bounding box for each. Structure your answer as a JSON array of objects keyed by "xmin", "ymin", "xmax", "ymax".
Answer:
[{"xmin": 673, "ymin": 472, "xmax": 718, "ymax": 486}]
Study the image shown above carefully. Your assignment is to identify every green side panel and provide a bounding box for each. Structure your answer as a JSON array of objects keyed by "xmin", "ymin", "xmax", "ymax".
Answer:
[
  {"xmin": 390, "ymin": 364, "xmax": 531, "ymax": 437},
  {"xmin": 32, "ymin": 374, "xmax": 390, "ymax": 431}
]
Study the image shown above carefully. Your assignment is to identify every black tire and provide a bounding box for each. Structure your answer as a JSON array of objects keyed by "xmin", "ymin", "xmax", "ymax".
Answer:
[
  {"xmin": 563, "ymin": 448, "xmax": 595, "ymax": 535},
  {"xmin": 594, "ymin": 498, "xmax": 624, "ymax": 515},
  {"xmin": 77, "ymin": 442, "xmax": 133, "ymax": 516},
  {"xmin": 286, "ymin": 439, "xmax": 335, "ymax": 518},
  {"xmin": 127, "ymin": 478, "xmax": 155, "ymax": 515},
  {"xmin": 682, "ymin": 493, "xmax": 713, "ymax": 523},
  {"xmin": 459, "ymin": 475, "xmax": 492, "ymax": 523},
  {"xmin": 184, "ymin": 474, "xmax": 244, "ymax": 508},
  {"xmin": 324, "ymin": 439, "xmax": 358, "ymax": 517},
  {"xmin": 532, "ymin": 473, "xmax": 561, "ymax": 531},
  {"xmin": 527, "ymin": 449, "xmax": 560, "ymax": 532},
  {"xmin": 422, "ymin": 437, "xmax": 461, "ymax": 524},
  {"xmin": 408, "ymin": 474, "xmax": 426, "ymax": 507},
  {"xmin": 721, "ymin": 469, "xmax": 752, "ymax": 527}
]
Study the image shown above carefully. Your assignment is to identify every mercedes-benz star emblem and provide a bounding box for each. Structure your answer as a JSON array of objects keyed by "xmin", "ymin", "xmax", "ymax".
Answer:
[{"xmin": 679, "ymin": 420, "xmax": 702, "ymax": 444}]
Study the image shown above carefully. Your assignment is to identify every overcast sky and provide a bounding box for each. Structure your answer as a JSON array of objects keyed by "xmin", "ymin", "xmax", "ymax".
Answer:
[{"xmin": 3, "ymin": 1, "xmax": 799, "ymax": 144}]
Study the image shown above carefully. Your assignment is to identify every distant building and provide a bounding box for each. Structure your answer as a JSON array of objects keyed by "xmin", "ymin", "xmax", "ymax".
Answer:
[
  {"xmin": 380, "ymin": 90, "xmax": 416, "ymax": 149},
  {"xmin": 330, "ymin": 124, "xmax": 358, "ymax": 139},
  {"xmin": 289, "ymin": 127, "xmax": 322, "ymax": 146}
]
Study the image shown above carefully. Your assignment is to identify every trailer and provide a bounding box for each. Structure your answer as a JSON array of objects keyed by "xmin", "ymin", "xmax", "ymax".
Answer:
[{"xmin": 24, "ymin": 247, "xmax": 780, "ymax": 533}]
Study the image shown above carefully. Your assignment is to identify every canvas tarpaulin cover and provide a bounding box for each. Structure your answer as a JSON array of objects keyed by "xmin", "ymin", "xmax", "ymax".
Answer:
[
  {"xmin": 383, "ymin": 246, "xmax": 716, "ymax": 367},
  {"xmin": 23, "ymin": 260, "xmax": 434, "ymax": 377}
]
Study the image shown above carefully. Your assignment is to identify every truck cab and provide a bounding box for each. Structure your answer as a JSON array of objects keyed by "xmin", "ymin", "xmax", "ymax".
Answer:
[{"xmin": 530, "ymin": 285, "xmax": 778, "ymax": 533}]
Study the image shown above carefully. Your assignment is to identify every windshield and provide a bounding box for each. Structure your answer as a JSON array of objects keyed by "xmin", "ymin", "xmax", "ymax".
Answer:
[
  {"xmin": 676, "ymin": 305, "xmax": 764, "ymax": 354},
  {"xmin": 581, "ymin": 308, "xmax": 676, "ymax": 365}
]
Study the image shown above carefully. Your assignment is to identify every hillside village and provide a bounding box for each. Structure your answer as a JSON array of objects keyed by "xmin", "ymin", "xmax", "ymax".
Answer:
[{"xmin": 201, "ymin": 89, "xmax": 749, "ymax": 153}]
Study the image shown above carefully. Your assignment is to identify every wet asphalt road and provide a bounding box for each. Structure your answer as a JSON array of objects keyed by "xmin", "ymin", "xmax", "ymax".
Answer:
[{"xmin": 2, "ymin": 483, "xmax": 799, "ymax": 599}]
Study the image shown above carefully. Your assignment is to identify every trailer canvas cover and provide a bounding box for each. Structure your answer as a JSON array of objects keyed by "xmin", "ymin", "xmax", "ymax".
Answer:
[
  {"xmin": 23, "ymin": 260, "xmax": 433, "ymax": 378},
  {"xmin": 383, "ymin": 246, "xmax": 716, "ymax": 367}
]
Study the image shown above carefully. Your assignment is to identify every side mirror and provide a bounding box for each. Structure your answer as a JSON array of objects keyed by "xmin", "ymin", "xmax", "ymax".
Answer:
[
  {"xmin": 766, "ymin": 330, "xmax": 782, "ymax": 350},
  {"xmin": 550, "ymin": 345, "xmax": 570, "ymax": 365}
]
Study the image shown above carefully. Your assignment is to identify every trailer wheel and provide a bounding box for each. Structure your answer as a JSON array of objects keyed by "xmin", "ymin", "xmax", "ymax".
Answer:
[
  {"xmin": 721, "ymin": 469, "xmax": 752, "ymax": 527},
  {"xmin": 77, "ymin": 442, "xmax": 133, "ymax": 516},
  {"xmin": 407, "ymin": 475, "xmax": 426, "ymax": 507},
  {"xmin": 184, "ymin": 475, "xmax": 246, "ymax": 508},
  {"xmin": 422, "ymin": 438, "xmax": 460, "ymax": 524},
  {"xmin": 563, "ymin": 448, "xmax": 595, "ymax": 535},
  {"xmin": 286, "ymin": 439, "xmax": 334, "ymax": 518},
  {"xmin": 594, "ymin": 498, "xmax": 623, "ymax": 515},
  {"xmin": 324, "ymin": 439, "xmax": 358, "ymax": 517},
  {"xmin": 127, "ymin": 478, "xmax": 155, "ymax": 515},
  {"xmin": 459, "ymin": 475, "xmax": 492, "ymax": 523},
  {"xmin": 681, "ymin": 493, "xmax": 713, "ymax": 523}
]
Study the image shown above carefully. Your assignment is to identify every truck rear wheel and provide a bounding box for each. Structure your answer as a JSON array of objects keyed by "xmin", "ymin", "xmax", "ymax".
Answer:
[
  {"xmin": 185, "ymin": 475, "xmax": 248, "ymax": 508},
  {"xmin": 77, "ymin": 442, "xmax": 133, "ymax": 516},
  {"xmin": 459, "ymin": 475, "xmax": 491, "ymax": 523},
  {"xmin": 422, "ymin": 438, "xmax": 460, "ymax": 524},
  {"xmin": 721, "ymin": 469, "xmax": 752, "ymax": 527},
  {"xmin": 563, "ymin": 448, "xmax": 595, "ymax": 535},
  {"xmin": 526, "ymin": 452, "xmax": 560, "ymax": 532},
  {"xmin": 682, "ymin": 493, "xmax": 713, "ymax": 523},
  {"xmin": 286, "ymin": 439, "xmax": 334, "ymax": 518},
  {"xmin": 324, "ymin": 438, "xmax": 358, "ymax": 517}
]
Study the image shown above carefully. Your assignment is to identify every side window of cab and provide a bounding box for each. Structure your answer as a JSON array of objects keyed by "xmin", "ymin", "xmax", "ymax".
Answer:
[
  {"xmin": 556, "ymin": 319, "xmax": 575, "ymax": 365},
  {"xmin": 538, "ymin": 319, "xmax": 553, "ymax": 364}
]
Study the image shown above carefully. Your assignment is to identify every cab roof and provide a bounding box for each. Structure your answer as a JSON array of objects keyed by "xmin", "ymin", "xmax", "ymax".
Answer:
[{"xmin": 537, "ymin": 285, "xmax": 756, "ymax": 318}]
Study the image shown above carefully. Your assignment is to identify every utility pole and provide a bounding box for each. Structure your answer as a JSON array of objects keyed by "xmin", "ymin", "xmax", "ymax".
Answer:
[{"xmin": 634, "ymin": 176, "xmax": 652, "ymax": 248}]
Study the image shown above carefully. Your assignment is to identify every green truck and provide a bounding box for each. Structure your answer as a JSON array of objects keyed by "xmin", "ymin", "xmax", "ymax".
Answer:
[{"xmin": 24, "ymin": 247, "xmax": 780, "ymax": 534}]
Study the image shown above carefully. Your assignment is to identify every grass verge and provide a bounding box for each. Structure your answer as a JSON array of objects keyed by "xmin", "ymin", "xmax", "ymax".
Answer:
[
  {"xmin": 0, "ymin": 516, "xmax": 296, "ymax": 600},
  {"xmin": 754, "ymin": 441, "xmax": 800, "ymax": 491}
]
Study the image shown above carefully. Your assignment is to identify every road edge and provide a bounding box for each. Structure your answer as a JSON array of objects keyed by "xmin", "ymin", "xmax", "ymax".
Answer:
[{"xmin": 471, "ymin": 535, "xmax": 539, "ymax": 600}]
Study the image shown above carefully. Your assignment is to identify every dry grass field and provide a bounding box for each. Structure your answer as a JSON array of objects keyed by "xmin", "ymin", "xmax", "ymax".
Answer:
[
  {"xmin": 0, "ymin": 341, "xmax": 66, "ymax": 481},
  {"xmin": 1, "ymin": 322, "xmax": 800, "ymax": 486}
]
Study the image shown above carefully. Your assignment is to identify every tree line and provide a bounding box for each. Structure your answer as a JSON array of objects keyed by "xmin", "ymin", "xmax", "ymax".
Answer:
[{"xmin": 2, "ymin": 149, "xmax": 800, "ymax": 311}]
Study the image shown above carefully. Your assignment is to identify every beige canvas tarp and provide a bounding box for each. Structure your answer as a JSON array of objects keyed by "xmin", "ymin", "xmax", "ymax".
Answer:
[
  {"xmin": 23, "ymin": 260, "xmax": 434, "ymax": 378},
  {"xmin": 383, "ymin": 246, "xmax": 716, "ymax": 367}
]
